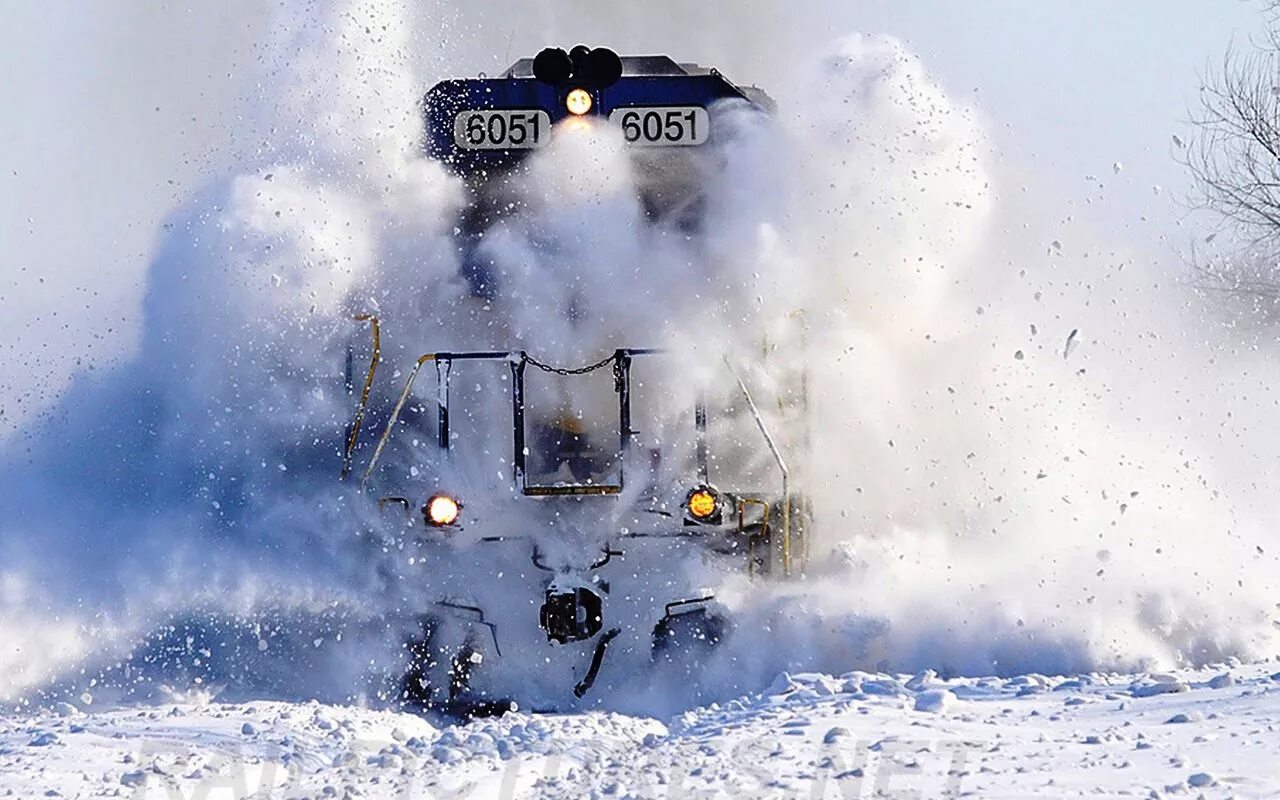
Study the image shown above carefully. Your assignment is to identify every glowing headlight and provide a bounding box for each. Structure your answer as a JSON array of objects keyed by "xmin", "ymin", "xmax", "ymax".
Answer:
[
  {"xmin": 565, "ymin": 88, "xmax": 593, "ymax": 116},
  {"xmin": 424, "ymin": 493, "xmax": 460, "ymax": 527},
  {"xmin": 686, "ymin": 486, "xmax": 719, "ymax": 521}
]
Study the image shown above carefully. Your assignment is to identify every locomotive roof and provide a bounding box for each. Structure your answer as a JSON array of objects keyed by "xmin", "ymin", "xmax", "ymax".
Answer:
[{"xmin": 501, "ymin": 54, "xmax": 716, "ymax": 79}]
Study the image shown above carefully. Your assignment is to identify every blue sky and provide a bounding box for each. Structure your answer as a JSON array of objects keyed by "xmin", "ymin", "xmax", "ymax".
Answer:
[{"xmin": 850, "ymin": 1, "xmax": 1266, "ymax": 240}]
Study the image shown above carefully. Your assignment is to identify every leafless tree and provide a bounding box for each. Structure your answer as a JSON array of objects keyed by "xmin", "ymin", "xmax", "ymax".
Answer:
[{"xmin": 1186, "ymin": 2, "xmax": 1280, "ymax": 313}]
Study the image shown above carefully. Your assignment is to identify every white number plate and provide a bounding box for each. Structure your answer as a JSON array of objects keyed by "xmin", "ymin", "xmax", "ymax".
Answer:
[
  {"xmin": 454, "ymin": 109, "xmax": 550, "ymax": 150},
  {"xmin": 609, "ymin": 106, "xmax": 709, "ymax": 147}
]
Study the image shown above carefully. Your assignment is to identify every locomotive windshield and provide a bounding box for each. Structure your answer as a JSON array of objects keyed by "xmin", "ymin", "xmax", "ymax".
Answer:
[
  {"xmin": 523, "ymin": 367, "xmax": 622, "ymax": 488},
  {"xmin": 357, "ymin": 348, "xmax": 665, "ymax": 497}
]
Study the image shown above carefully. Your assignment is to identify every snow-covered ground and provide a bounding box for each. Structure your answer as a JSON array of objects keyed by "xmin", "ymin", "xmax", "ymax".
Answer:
[{"xmin": 4, "ymin": 661, "xmax": 1278, "ymax": 799}]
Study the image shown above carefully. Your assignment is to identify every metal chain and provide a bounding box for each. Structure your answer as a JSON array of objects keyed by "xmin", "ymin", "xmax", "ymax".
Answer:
[{"xmin": 524, "ymin": 351, "xmax": 618, "ymax": 376}]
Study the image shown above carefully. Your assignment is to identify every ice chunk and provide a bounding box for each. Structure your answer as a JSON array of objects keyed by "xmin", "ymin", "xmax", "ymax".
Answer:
[
  {"xmin": 1131, "ymin": 681, "xmax": 1188, "ymax": 698},
  {"xmin": 905, "ymin": 669, "xmax": 936, "ymax": 691},
  {"xmin": 914, "ymin": 689, "xmax": 957, "ymax": 713},
  {"xmin": 824, "ymin": 726, "xmax": 851, "ymax": 744},
  {"xmin": 767, "ymin": 672, "xmax": 799, "ymax": 697}
]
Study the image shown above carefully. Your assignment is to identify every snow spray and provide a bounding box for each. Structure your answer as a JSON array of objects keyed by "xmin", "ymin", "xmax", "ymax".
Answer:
[{"xmin": 1, "ymin": 1, "xmax": 1277, "ymax": 714}]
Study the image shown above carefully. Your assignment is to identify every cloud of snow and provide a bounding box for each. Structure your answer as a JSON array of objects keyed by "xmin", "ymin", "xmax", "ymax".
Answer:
[{"xmin": 1, "ymin": 0, "xmax": 1278, "ymax": 714}]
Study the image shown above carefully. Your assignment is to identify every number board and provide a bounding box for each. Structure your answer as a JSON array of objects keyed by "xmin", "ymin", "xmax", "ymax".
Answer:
[
  {"xmin": 453, "ymin": 109, "xmax": 551, "ymax": 150},
  {"xmin": 609, "ymin": 106, "xmax": 709, "ymax": 147}
]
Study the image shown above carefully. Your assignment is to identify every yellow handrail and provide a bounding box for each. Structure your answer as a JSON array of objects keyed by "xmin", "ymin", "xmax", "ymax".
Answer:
[{"xmin": 340, "ymin": 314, "xmax": 380, "ymax": 480}]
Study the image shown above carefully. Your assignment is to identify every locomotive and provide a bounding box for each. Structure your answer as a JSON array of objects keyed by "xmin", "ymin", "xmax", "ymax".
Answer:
[{"xmin": 344, "ymin": 47, "xmax": 807, "ymax": 714}]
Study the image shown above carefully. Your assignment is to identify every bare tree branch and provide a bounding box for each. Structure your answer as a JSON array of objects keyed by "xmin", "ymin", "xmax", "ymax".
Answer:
[
  {"xmin": 1186, "ymin": 43, "xmax": 1280, "ymax": 251},
  {"xmin": 1183, "ymin": 6, "xmax": 1280, "ymax": 323}
]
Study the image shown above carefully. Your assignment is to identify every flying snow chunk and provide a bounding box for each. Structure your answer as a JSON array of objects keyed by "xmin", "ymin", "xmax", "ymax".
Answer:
[{"xmin": 1063, "ymin": 328, "xmax": 1079, "ymax": 360}]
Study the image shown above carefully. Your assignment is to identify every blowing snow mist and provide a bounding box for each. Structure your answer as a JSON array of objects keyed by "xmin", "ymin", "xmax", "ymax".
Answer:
[{"xmin": 1, "ymin": 1, "xmax": 1278, "ymax": 714}]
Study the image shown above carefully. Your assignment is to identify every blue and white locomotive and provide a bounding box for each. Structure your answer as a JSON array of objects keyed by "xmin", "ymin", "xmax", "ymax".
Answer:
[{"xmin": 345, "ymin": 47, "xmax": 805, "ymax": 714}]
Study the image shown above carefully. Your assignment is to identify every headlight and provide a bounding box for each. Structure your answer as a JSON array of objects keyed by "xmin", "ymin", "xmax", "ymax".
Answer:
[
  {"xmin": 424, "ymin": 493, "xmax": 461, "ymax": 527},
  {"xmin": 686, "ymin": 486, "xmax": 720, "ymax": 521},
  {"xmin": 565, "ymin": 88, "xmax": 593, "ymax": 116}
]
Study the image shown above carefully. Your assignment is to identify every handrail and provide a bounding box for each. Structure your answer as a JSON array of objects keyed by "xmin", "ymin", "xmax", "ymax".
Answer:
[
  {"xmin": 362, "ymin": 352, "xmax": 437, "ymax": 487},
  {"xmin": 731, "ymin": 367, "xmax": 793, "ymax": 577},
  {"xmin": 340, "ymin": 315, "xmax": 380, "ymax": 480},
  {"xmin": 359, "ymin": 348, "xmax": 661, "ymax": 491}
]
